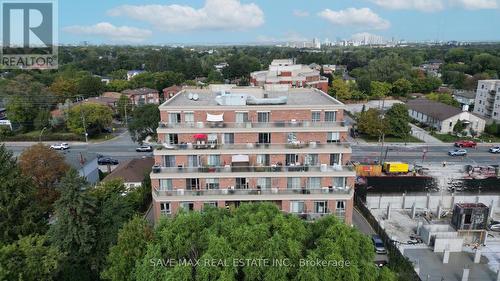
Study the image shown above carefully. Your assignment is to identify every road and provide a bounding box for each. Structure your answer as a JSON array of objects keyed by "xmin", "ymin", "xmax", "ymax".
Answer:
[{"xmin": 352, "ymin": 208, "xmax": 389, "ymax": 264}]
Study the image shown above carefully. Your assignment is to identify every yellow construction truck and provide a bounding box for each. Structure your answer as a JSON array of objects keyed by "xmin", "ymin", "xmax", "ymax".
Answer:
[{"xmin": 382, "ymin": 162, "xmax": 409, "ymax": 174}]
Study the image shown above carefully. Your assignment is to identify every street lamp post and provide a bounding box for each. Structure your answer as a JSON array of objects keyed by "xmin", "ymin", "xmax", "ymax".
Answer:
[{"xmin": 39, "ymin": 127, "xmax": 47, "ymax": 142}]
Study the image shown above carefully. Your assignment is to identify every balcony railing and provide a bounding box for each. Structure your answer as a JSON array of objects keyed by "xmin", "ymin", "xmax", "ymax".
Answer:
[
  {"xmin": 158, "ymin": 120, "xmax": 345, "ymax": 130},
  {"xmin": 152, "ymin": 164, "xmax": 354, "ymax": 174},
  {"xmin": 154, "ymin": 187, "xmax": 352, "ymax": 197},
  {"xmin": 156, "ymin": 142, "xmax": 351, "ymax": 151}
]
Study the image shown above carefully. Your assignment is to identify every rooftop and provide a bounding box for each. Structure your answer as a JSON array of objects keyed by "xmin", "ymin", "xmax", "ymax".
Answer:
[
  {"xmin": 103, "ymin": 157, "xmax": 154, "ymax": 183},
  {"xmin": 161, "ymin": 86, "xmax": 343, "ymax": 108},
  {"xmin": 65, "ymin": 152, "xmax": 98, "ymax": 170},
  {"xmin": 122, "ymin": 87, "xmax": 158, "ymax": 95},
  {"xmin": 406, "ymin": 99, "xmax": 463, "ymax": 121}
]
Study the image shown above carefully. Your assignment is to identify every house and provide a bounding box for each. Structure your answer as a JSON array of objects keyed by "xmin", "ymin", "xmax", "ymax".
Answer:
[
  {"xmin": 50, "ymin": 95, "xmax": 119, "ymax": 118},
  {"xmin": 151, "ymin": 84, "xmax": 354, "ymax": 224},
  {"xmin": 407, "ymin": 99, "xmax": 485, "ymax": 135},
  {"xmin": 162, "ymin": 85, "xmax": 183, "ymax": 100},
  {"xmin": 102, "ymin": 92, "xmax": 122, "ymax": 99},
  {"xmin": 127, "ymin": 70, "xmax": 146, "ymax": 81},
  {"xmin": 66, "ymin": 152, "xmax": 99, "ymax": 185},
  {"xmin": 453, "ymin": 90, "xmax": 476, "ymax": 107},
  {"xmin": 103, "ymin": 157, "xmax": 154, "ymax": 189},
  {"xmin": 122, "ymin": 88, "xmax": 160, "ymax": 106}
]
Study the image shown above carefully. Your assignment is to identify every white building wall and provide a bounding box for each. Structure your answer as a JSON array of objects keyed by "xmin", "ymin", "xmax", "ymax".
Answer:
[{"xmin": 473, "ymin": 80, "xmax": 500, "ymax": 121}]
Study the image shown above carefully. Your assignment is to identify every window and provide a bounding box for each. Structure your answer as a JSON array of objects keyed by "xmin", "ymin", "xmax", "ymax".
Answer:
[
  {"xmin": 207, "ymin": 155, "xmax": 220, "ymax": 166},
  {"xmin": 180, "ymin": 202, "xmax": 194, "ymax": 211},
  {"xmin": 206, "ymin": 178, "xmax": 219, "ymax": 190},
  {"xmin": 223, "ymin": 133, "xmax": 234, "ymax": 144},
  {"xmin": 258, "ymin": 133, "xmax": 271, "ymax": 144},
  {"xmin": 308, "ymin": 177, "xmax": 321, "ymax": 189},
  {"xmin": 160, "ymin": 202, "xmax": 171, "ymax": 215},
  {"xmin": 325, "ymin": 111, "xmax": 337, "ymax": 122},
  {"xmin": 184, "ymin": 112, "xmax": 194, "ymax": 124},
  {"xmin": 312, "ymin": 111, "xmax": 321, "ymax": 122},
  {"xmin": 287, "ymin": 177, "xmax": 301, "ymax": 189},
  {"xmin": 187, "ymin": 155, "xmax": 199, "ymax": 167},
  {"xmin": 330, "ymin": 154, "xmax": 341, "ymax": 166},
  {"xmin": 203, "ymin": 202, "xmax": 218, "ymax": 210},
  {"xmin": 256, "ymin": 154, "xmax": 270, "ymax": 166},
  {"xmin": 314, "ymin": 201, "xmax": 327, "ymax": 214},
  {"xmin": 186, "ymin": 179, "xmax": 200, "ymax": 190},
  {"xmin": 285, "ymin": 154, "xmax": 299, "ymax": 166},
  {"xmin": 287, "ymin": 132, "xmax": 297, "ymax": 144},
  {"xmin": 333, "ymin": 177, "xmax": 346, "ymax": 188},
  {"xmin": 159, "ymin": 179, "xmax": 173, "ymax": 191},
  {"xmin": 327, "ymin": 132, "xmax": 340, "ymax": 143},
  {"xmin": 163, "ymin": 155, "xmax": 176, "ymax": 167},
  {"xmin": 169, "ymin": 113, "xmax": 181, "ymax": 124},
  {"xmin": 236, "ymin": 178, "xmax": 248, "ymax": 189},
  {"xmin": 236, "ymin": 112, "xmax": 249, "ymax": 123},
  {"xmin": 166, "ymin": 134, "xmax": 179, "ymax": 145},
  {"xmin": 449, "ymin": 122, "xmax": 453, "ymax": 128},
  {"xmin": 336, "ymin": 201, "xmax": 345, "ymax": 210},
  {"xmin": 290, "ymin": 201, "xmax": 305, "ymax": 213},
  {"xmin": 257, "ymin": 177, "xmax": 271, "ymax": 189},
  {"xmin": 257, "ymin": 112, "xmax": 270, "ymax": 123},
  {"xmin": 305, "ymin": 154, "xmax": 319, "ymax": 166}
]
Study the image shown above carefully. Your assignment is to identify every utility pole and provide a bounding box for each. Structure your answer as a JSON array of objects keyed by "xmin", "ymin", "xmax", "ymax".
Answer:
[
  {"xmin": 124, "ymin": 102, "xmax": 128, "ymax": 127},
  {"xmin": 39, "ymin": 127, "xmax": 47, "ymax": 142},
  {"xmin": 81, "ymin": 107, "xmax": 88, "ymax": 143}
]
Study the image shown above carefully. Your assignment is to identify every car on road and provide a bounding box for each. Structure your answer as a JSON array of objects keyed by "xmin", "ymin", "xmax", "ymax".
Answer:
[
  {"xmin": 454, "ymin": 140, "xmax": 477, "ymax": 148},
  {"xmin": 372, "ymin": 235, "xmax": 387, "ymax": 254},
  {"xmin": 97, "ymin": 157, "xmax": 119, "ymax": 165},
  {"xmin": 448, "ymin": 149, "xmax": 467, "ymax": 157},
  {"xmin": 489, "ymin": 146, "xmax": 500, "ymax": 153},
  {"xmin": 136, "ymin": 145, "xmax": 153, "ymax": 152},
  {"xmin": 50, "ymin": 143, "xmax": 70, "ymax": 150}
]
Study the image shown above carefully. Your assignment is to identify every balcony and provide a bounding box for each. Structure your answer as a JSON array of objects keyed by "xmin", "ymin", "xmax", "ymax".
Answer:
[
  {"xmin": 151, "ymin": 164, "xmax": 354, "ymax": 179},
  {"xmin": 158, "ymin": 120, "xmax": 346, "ymax": 132},
  {"xmin": 155, "ymin": 142, "xmax": 351, "ymax": 154},
  {"xmin": 154, "ymin": 186, "xmax": 352, "ymax": 197}
]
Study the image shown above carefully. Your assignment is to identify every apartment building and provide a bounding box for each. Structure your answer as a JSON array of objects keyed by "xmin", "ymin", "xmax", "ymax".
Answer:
[
  {"xmin": 250, "ymin": 59, "xmax": 329, "ymax": 93},
  {"xmin": 151, "ymin": 85, "xmax": 355, "ymax": 224},
  {"xmin": 473, "ymin": 80, "xmax": 500, "ymax": 120},
  {"xmin": 122, "ymin": 87, "xmax": 160, "ymax": 106}
]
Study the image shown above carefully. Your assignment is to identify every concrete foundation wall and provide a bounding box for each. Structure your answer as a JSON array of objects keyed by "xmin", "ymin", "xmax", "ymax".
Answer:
[{"xmin": 434, "ymin": 238, "xmax": 464, "ymax": 252}]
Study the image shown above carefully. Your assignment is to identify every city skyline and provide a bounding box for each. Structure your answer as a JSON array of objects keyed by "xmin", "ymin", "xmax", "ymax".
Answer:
[{"xmin": 59, "ymin": 0, "xmax": 500, "ymax": 45}]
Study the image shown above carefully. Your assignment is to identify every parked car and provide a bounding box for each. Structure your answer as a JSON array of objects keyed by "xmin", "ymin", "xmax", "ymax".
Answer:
[
  {"xmin": 136, "ymin": 145, "xmax": 153, "ymax": 152},
  {"xmin": 448, "ymin": 149, "xmax": 467, "ymax": 156},
  {"xmin": 50, "ymin": 143, "xmax": 69, "ymax": 150},
  {"xmin": 489, "ymin": 146, "xmax": 500, "ymax": 153},
  {"xmin": 454, "ymin": 140, "xmax": 477, "ymax": 148},
  {"xmin": 97, "ymin": 157, "xmax": 119, "ymax": 165},
  {"xmin": 372, "ymin": 235, "xmax": 387, "ymax": 254}
]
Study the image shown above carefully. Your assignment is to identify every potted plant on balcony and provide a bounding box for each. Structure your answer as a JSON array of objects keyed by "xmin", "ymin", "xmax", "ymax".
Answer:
[{"xmin": 152, "ymin": 164, "xmax": 161, "ymax": 173}]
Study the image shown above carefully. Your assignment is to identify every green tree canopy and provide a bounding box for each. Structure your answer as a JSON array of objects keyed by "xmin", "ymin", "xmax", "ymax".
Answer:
[
  {"xmin": 385, "ymin": 104, "xmax": 411, "ymax": 140},
  {"xmin": 329, "ymin": 79, "xmax": 352, "ymax": 101},
  {"xmin": 67, "ymin": 103, "xmax": 113, "ymax": 136},
  {"xmin": 128, "ymin": 104, "xmax": 160, "ymax": 143},
  {"xmin": 357, "ymin": 108, "xmax": 389, "ymax": 138},
  {"xmin": 370, "ymin": 81, "xmax": 392, "ymax": 99}
]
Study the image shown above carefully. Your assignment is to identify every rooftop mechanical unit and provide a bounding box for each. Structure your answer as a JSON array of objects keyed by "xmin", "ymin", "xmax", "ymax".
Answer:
[{"xmin": 451, "ymin": 203, "xmax": 489, "ymax": 231}]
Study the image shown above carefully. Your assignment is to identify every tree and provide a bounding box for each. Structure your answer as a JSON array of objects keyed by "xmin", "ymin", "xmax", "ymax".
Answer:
[
  {"xmin": 385, "ymin": 104, "xmax": 411, "ymax": 140},
  {"xmin": 18, "ymin": 144, "xmax": 70, "ymax": 212},
  {"xmin": 101, "ymin": 216, "xmax": 153, "ymax": 281},
  {"xmin": 0, "ymin": 235, "xmax": 62, "ymax": 281},
  {"xmin": 357, "ymin": 109, "xmax": 389, "ymax": 138},
  {"xmin": 0, "ymin": 145, "xmax": 46, "ymax": 244},
  {"xmin": 33, "ymin": 108, "xmax": 51, "ymax": 130},
  {"xmin": 67, "ymin": 103, "xmax": 113, "ymax": 136},
  {"xmin": 426, "ymin": 93, "xmax": 460, "ymax": 107},
  {"xmin": 48, "ymin": 169, "xmax": 97, "ymax": 281},
  {"xmin": 106, "ymin": 79, "xmax": 131, "ymax": 92},
  {"xmin": 128, "ymin": 104, "xmax": 160, "ymax": 143},
  {"xmin": 391, "ymin": 78, "xmax": 412, "ymax": 97},
  {"xmin": 49, "ymin": 76, "xmax": 78, "ymax": 102},
  {"xmin": 329, "ymin": 79, "xmax": 352, "ymax": 101},
  {"xmin": 207, "ymin": 70, "xmax": 224, "ymax": 83},
  {"xmin": 453, "ymin": 120, "xmax": 467, "ymax": 135},
  {"xmin": 117, "ymin": 94, "xmax": 132, "ymax": 121},
  {"xmin": 77, "ymin": 75, "xmax": 105, "ymax": 98},
  {"xmin": 370, "ymin": 81, "xmax": 392, "ymax": 99}
]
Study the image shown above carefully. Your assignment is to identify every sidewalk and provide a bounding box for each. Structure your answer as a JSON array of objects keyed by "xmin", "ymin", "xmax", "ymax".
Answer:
[{"xmin": 409, "ymin": 123, "xmax": 443, "ymax": 144}]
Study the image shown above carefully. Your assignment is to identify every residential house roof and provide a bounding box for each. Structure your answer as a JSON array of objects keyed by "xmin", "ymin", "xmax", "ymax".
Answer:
[
  {"xmin": 406, "ymin": 99, "xmax": 463, "ymax": 121},
  {"xmin": 102, "ymin": 157, "xmax": 154, "ymax": 184},
  {"xmin": 102, "ymin": 92, "xmax": 123, "ymax": 99},
  {"xmin": 162, "ymin": 85, "xmax": 182, "ymax": 93},
  {"xmin": 122, "ymin": 87, "xmax": 158, "ymax": 96}
]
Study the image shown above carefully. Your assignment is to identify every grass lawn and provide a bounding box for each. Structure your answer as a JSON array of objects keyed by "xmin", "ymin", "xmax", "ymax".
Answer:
[
  {"xmin": 360, "ymin": 134, "xmax": 423, "ymax": 143},
  {"xmin": 431, "ymin": 132, "xmax": 500, "ymax": 143}
]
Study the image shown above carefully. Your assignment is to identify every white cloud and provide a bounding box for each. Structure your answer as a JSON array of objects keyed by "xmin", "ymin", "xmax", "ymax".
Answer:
[
  {"xmin": 370, "ymin": 0, "xmax": 498, "ymax": 11},
  {"xmin": 293, "ymin": 9, "xmax": 310, "ymax": 17},
  {"xmin": 63, "ymin": 22, "xmax": 152, "ymax": 42},
  {"xmin": 369, "ymin": 0, "xmax": 445, "ymax": 12},
  {"xmin": 108, "ymin": 0, "xmax": 264, "ymax": 32},
  {"xmin": 451, "ymin": 0, "xmax": 498, "ymax": 9},
  {"xmin": 318, "ymin": 8, "xmax": 390, "ymax": 30}
]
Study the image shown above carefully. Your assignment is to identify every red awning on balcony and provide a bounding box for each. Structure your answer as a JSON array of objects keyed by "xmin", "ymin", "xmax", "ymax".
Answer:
[{"xmin": 193, "ymin": 134, "xmax": 207, "ymax": 139}]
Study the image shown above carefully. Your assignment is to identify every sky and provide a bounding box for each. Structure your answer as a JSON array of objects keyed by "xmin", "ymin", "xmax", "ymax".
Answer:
[{"xmin": 58, "ymin": 0, "xmax": 500, "ymax": 45}]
